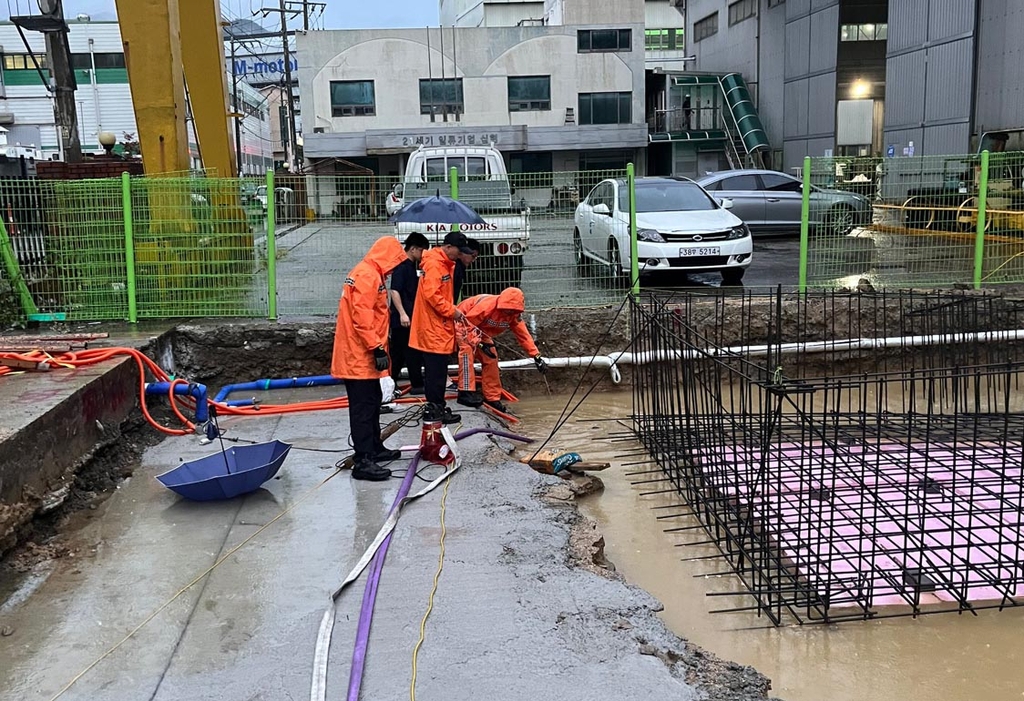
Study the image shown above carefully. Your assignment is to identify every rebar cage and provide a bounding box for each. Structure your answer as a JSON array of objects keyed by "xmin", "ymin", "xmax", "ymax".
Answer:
[{"xmin": 631, "ymin": 289, "xmax": 1024, "ymax": 625}]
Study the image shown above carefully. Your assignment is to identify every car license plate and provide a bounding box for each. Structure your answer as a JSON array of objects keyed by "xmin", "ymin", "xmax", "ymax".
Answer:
[{"xmin": 679, "ymin": 247, "xmax": 721, "ymax": 257}]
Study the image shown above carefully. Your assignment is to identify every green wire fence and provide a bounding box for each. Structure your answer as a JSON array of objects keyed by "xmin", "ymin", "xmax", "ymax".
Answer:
[
  {"xmin": 799, "ymin": 150, "xmax": 1024, "ymax": 291},
  {"xmin": 0, "ymin": 165, "xmax": 641, "ymax": 321}
]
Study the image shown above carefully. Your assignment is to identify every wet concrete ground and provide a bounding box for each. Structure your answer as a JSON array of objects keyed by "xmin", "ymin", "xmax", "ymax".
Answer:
[
  {"xmin": 0, "ymin": 400, "xmax": 771, "ymax": 701},
  {"xmin": 513, "ymin": 394, "xmax": 1024, "ymax": 701}
]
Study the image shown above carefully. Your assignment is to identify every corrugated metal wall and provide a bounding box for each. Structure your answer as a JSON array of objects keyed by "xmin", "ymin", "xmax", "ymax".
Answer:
[
  {"xmin": 883, "ymin": 0, "xmax": 977, "ymax": 155},
  {"xmin": 782, "ymin": 0, "xmax": 839, "ymax": 172},
  {"xmin": 975, "ymin": 0, "xmax": 1024, "ymax": 134},
  {"xmin": 757, "ymin": 0, "xmax": 788, "ymax": 159}
]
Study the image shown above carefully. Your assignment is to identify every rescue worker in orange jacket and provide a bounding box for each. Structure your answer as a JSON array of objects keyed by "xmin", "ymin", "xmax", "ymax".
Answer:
[
  {"xmin": 456, "ymin": 287, "xmax": 549, "ymax": 413},
  {"xmin": 331, "ymin": 236, "xmax": 409, "ymax": 481},
  {"xmin": 409, "ymin": 231, "xmax": 473, "ymax": 425}
]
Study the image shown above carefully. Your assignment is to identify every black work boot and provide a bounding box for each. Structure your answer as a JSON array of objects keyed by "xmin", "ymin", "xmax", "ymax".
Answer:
[
  {"xmin": 484, "ymin": 399, "xmax": 508, "ymax": 414},
  {"xmin": 423, "ymin": 402, "xmax": 444, "ymax": 423},
  {"xmin": 441, "ymin": 406, "xmax": 461, "ymax": 425},
  {"xmin": 456, "ymin": 390, "xmax": 484, "ymax": 408},
  {"xmin": 374, "ymin": 447, "xmax": 402, "ymax": 463},
  {"xmin": 351, "ymin": 458, "xmax": 392, "ymax": 482}
]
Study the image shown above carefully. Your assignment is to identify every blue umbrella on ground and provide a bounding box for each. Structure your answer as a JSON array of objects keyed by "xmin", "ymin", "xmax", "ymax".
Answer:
[
  {"xmin": 156, "ymin": 405, "xmax": 292, "ymax": 501},
  {"xmin": 388, "ymin": 193, "xmax": 487, "ymax": 225},
  {"xmin": 157, "ymin": 440, "xmax": 292, "ymax": 501}
]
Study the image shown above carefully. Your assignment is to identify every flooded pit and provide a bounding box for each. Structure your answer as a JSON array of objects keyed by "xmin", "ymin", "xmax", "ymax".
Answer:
[{"xmin": 512, "ymin": 391, "xmax": 1024, "ymax": 701}]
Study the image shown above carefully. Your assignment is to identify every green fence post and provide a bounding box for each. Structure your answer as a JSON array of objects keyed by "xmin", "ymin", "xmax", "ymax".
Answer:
[
  {"xmin": 449, "ymin": 165, "xmax": 460, "ymax": 201},
  {"xmin": 449, "ymin": 165, "xmax": 460, "ymax": 236},
  {"xmin": 627, "ymin": 162, "xmax": 639, "ymax": 296},
  {"xmin": 0, "ymin": 214, "xmax": 37, "ymax": 317},
  {"xmin": 266, "ymin": 169, "xmax": 278, "ymax": 320},
  {"xmin": 798, "ymin": 156, "xmax": 811, "ymax": 293},
  {"xmin": 121, "ymin": 172, "xmax": 138, "ymax": 323},
  {"xmin": 973, "ymin": 150, "xmax": 990, "ymax": 290}
]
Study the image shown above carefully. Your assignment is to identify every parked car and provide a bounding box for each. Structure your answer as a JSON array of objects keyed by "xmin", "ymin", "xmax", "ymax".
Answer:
[
  {"xmin": 573, "ymin": 176, "xmax": 752, "ymax": 285},
  {"xmin": 697, "ymin": 169, "xmax": 872, "ymax": 236},
  {"xmin": 254, "ymin": 185, "xmax": 295, "ymax": 211}
]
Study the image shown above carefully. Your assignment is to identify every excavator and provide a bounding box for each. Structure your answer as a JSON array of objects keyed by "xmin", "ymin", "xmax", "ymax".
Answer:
[{"xmin": 114, "ymin": 0, "xmax": 237, "ymax": 178}]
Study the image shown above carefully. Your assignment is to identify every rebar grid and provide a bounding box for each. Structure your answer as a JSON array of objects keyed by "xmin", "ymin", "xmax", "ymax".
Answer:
[{"xmin": 631, "ymin": 289, "xmax": 1024, "ymax": 625}]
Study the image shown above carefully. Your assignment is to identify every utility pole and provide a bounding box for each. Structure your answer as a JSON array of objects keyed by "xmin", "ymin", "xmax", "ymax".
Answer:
[
  {"xmin": 258, "ymin": 0, "xmax": 323, "ymax": 170},
  {"xmin": 279, "ymin": 0, "xmax": 296, "ymax": 171},
  {"xmin": 18, "ymin": 0, "xmax": 82, "ymax": 162},
  {"xmin": 230, "ymin": 38, "xmax": 243, "ymax": 174}
]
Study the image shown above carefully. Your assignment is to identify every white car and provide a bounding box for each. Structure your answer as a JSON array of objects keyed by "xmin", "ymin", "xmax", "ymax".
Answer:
[
  {"xmin": 254, "ymin": 185, "xmax": 294, "ymax": 211},
  {"xmin": 386, "ymin": 183, "xmax": 405, "ymax": 216},
  {"xmin": 573, "ymin": 176, "xmax": 753, "ymax": 285}
]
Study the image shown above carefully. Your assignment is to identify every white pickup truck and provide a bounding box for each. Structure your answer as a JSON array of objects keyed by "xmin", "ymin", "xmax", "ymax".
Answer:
[{"xmin": 390, "ymin": 145, "xmax": 530, "ymax": 296}]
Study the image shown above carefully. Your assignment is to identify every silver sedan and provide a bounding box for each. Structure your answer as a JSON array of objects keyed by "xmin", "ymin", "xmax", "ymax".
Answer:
[{"xmin": 697, "ymin": 169, "xmax": 872, "ymax": 236}]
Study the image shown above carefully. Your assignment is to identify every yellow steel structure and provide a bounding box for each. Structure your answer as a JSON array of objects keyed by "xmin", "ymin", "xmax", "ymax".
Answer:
[
  {"xmin": 178, "ymin": 0, "xmax": 237, "ymax": 179},
  {"xmin": 115, "ymin": 0, "xmax": 190, "ymax": 175},
  {"xmin": 114, "ymin": 0, "xmax": 237, "ymax": 178}
]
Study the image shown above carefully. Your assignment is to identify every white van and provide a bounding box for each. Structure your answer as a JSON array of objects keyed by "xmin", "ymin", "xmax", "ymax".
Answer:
[
  {"xmin": 389, "ymin": 145, "xmax": 530, "ymax": 295},
  {"xmin": 387, "ymin": 145, "xmax": 514, "ymax": 214}
]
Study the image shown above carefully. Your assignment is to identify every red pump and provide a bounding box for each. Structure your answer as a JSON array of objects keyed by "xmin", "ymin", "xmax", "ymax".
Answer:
[{"xmin": 419, "ymin": 420, "xmax": 455, "ymax": 466}]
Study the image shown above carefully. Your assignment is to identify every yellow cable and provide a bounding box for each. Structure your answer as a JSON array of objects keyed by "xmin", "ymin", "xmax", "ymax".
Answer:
[
  {"xmin": 48, "ymin": 468, "xmax": 344, "ymax": 701},
  {"xmin": 409, "ymin": 473, "xmax": 452, "ymax": 701}
]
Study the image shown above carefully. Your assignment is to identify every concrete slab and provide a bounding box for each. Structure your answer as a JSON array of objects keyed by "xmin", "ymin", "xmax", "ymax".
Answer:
[
  {"xmin": 0, "ymin": 404, "xmax": 771, "ymax": 701},
  {"xmin": 0, "ymin": 327, "xmax": 172, "ymax": 552}
]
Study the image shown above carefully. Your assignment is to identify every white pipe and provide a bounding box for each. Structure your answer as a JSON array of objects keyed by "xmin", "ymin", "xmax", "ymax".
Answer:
[
  {"xmin": 437, "ymin": 329, "xmax": 1024, "ymax": 386},
  {"xmin": 89, "ymin": 38, "xmax": 102, "ymax": 138}
]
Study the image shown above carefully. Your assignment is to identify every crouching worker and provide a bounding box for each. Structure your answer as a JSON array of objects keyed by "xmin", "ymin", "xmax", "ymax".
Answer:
[
  {"xmin": 331, "ymin": 236, "xmax": 409, "ymax": 481},
  {"xmin": 456, "ymin": 287, "xmax": 549, "ymax": 413}
]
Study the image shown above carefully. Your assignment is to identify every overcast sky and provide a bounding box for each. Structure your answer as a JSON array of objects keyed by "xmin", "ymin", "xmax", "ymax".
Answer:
[{"xmin": 0, "ymin": 0, "xmax": 440, "ymax": 29}]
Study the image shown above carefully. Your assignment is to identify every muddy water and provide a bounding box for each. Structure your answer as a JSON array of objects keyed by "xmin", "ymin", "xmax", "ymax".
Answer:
[{"xmin": 512, "ymin": 392, "xmax": 1024, "ymax": 701}]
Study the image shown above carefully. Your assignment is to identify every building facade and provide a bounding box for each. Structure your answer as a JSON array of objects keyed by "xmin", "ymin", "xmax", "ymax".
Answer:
[
  {"xmin": 683, "ymin": 0, "xmax": 1024, "ymax": 171},
  {"xmin": 0, "ymin": 19, "xmax": 273, "ymax": 174},
  {"xmin": 297, "ymin": 10, "xmax": 648, "ymax": 177}
]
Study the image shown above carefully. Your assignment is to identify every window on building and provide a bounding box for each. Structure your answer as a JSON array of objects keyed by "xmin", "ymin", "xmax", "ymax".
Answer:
[
  {"xmin": 728, "ymin": 0, "xmax": 757, "ymax": 26},
  {"xmin": 508, "ymin": 76, "xmax": 551, "ymax": 112},
  {"xmin": 419, "ymin": 78, "xmax": 464, "ymax": 116},
  {"xmin": 509, "ymin": 152, "xmax": 554, "ymax": 188},
  {"xmin": 70, "ymin": 53, "xmax": 126, "ymax": 70},
  {"xmin": 645, "ymin": 28, "xmax": 684, "ymax": 51},
  {"xmin": 768, "ymin": 0, "xmax": 785, "ymax": 6},
  {"xmin": 578, "ymin": 92, "xmax": 632, "ymax": 126},
  {"xmin": 3, "ymin": 54, "xmax": 48, "ymax": 70},
  {"xmin": 577, "ymin": 28, "xmax": 632, "ymax": 53},
  {"xmin": 330, "ymin": 80, "xmax": 375, "ymax": 117},
  {"xmin": 693, "ymin": 12, "xmax": 719, "ymax": 42},
  {"xmin": 840, "ymin": 23, "xmax": 888, "ymax": 42}
]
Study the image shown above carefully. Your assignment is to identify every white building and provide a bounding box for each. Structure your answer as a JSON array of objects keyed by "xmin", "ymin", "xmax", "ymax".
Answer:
[
  {"xmin": 298, "ymin": 0, "xmax": 650, "ymax": 177},
  {"xmin": 0, "ymin": 19, "xmax": 273, "ymax": 174}
]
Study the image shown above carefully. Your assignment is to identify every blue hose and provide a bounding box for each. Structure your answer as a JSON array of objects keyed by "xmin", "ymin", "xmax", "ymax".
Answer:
[
  {"xmin": 213, "ymin": 375, "xmax": 343, "ymax": 403},
  {"xmin": 144, "ymin": 382, "xmax": 210, "ymax": 423}
]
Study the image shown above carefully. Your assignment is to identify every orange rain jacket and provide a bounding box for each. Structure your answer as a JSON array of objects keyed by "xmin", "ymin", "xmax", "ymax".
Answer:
[
  {"xmin": 410, "ymin": 247, "xmax": 458, "ymax": 355},
  {"xmin": 458, "ymin": 287, "xmax": 540, "ymax": 357},
  {"xmin": 331, "ymin": 237, "xmax": 408, "ymax": 380}
]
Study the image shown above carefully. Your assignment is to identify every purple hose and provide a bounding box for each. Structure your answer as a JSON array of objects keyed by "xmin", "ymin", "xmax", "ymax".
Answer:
[{"xmin": 345, "ymin": 429, "xmax": 532, "ymax": 701}]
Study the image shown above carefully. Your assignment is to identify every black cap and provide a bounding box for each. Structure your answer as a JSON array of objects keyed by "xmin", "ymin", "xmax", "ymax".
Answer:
[{"xmin": 443, "ymin": 231, "xmax": 475, "ymax": 255}]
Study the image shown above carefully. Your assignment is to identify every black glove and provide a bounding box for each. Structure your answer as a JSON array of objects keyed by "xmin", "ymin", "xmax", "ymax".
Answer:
[
  {"xmin": 534, "ymin": 356, "xmax": 549, "ymax": 374},
  {"xmin": 373, "ymin": 347, "xmax": 389, "ymax": 372},
  {"xmin": 479, "ymin": 343, "xmax": 497, "ymax": 359}
]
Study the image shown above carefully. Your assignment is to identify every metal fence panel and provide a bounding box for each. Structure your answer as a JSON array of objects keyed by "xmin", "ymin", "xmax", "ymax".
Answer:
[
  {"xmin": 270, "ymin": 169, "xmax": 630, "ymax": 315},
  {"xmin": 798, "ymin": 151, "xmax": 1024, "ymax": 289},
  {"xmin": 131, "ymin": 176, "xmax": 268, "ymax": 318}
]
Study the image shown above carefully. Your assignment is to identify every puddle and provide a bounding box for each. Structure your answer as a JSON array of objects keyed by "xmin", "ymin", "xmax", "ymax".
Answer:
[{"xmin": 513, "ymin": 391, "xmax": 1024, "ymax": 701}]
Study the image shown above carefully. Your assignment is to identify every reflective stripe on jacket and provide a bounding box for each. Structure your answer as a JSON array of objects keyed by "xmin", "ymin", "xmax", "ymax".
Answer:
[
  {"xmin": 457, "ymin": 287, "xmax": 539, "ymax": 358},
  {"xmin": 331, "ymin": 237, "xmax": 408, "ymax": 379},
  {"xmin": 410, "ymin": 247, "xmax": 457, "ymax": 354}
]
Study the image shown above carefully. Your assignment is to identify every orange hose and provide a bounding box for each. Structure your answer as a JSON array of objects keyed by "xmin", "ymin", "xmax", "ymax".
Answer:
[{"xmin": 1, "ymin": 347, "xmax": 471, "ymax": 434}]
